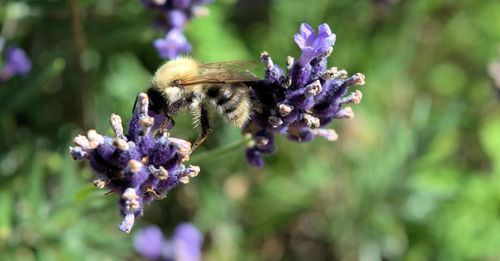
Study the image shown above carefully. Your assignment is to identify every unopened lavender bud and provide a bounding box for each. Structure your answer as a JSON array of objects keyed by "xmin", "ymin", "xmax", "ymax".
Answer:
[
  {"xmin": 69, "ymin": 146, "xmax": 88, "ymax": 160},
  {"xmin": 140, "ymin": 116, "xmax": 154, "ymax": 128},
  {"xmin": 110, "ymin": 114, "xmax": 126, "ymax": 140},
  {"xmin": 149, "ymin": 165, "xmax": 169, "ymax": 180},
  {"xmin": 341, "ymin": 90, "xmax": 363, "ymax": 104},
  {"xmin": 261, "ymin": 51, "xmax": 273, "ymax": 69},
  {"xmin": 87, "ymin": 130, "xmax": 104, "ymax": 149},
  {"xmin": 113, "ymin": 138, "xmax": 130, "ymax": 151},
  {"xmin": 137, "ymin": 93, "xmax": 149, "ymax": 115},
  {"xmin": 179, "ymin": 176, "xmax": 190, "ymax": 184},
  {"xmin": 336, "ymin": 69, "xmax": 348, "ymax": 79},
  {"xmin": 268, "ymin": 116, "xmax": 283, "ymax": 128},
  {"xmin": 319, "ymin": 67, "xmax": 338, "ymax": 80},
  {"xmin": 170, "ymin": 138, "xmax": 192, "ymax": 162},
  {"xmin": 336, "ymin": 107, "xmax": 354, "ymax": 119},
  {"xmin": 128, "ymin": 201, "xmax": 140, "ymax": 211},
  {"xmin": 312, "ymin": 129, "xmax": 338, "ymax": 141},
  {"xmin": 187, "ymin": 165, "xmax": 200, "ymax": 178},
  {"xmin": 93, "ymin": 177, "xmax": 108, "ymax": 189},
  {"xmin": 73, "ymin": 135, "xmax": 90, "ymax": 149},
  {"xmin": 345, "ymin": 73, "xmax": 366, "ymax": 86},
  {"xmin": 139, "ymin": 116, "xmax": 154, "ymax": 135},
  {"xmin": 278, "ymin": 104, "xmax": 294, "ymax": 116},
  {"xmin": 128, "ymin": 160, "xmax": 143, "ymax": 174},
  {"xmin": 123, "ymin": 188, "xmax": 140, "ymax": 212},
  {"xmin": 119, "ymin": 213, "xmax": 135, "ymax": 234},
  {"xmin": 287, "ymin": 56, "xmax": 295, "ymax": 70},
  {"xmin": 305, "ymin": 80, "xmax": 322, "ymax": 97},
  {"xmin": 304, "ymin": 114, "xmax": 320, "ymax": 128},
  {"xmin": 255, "ymin": 136, "xmax": 269, "ymax": 146},
  {"xmin": 151, "ymin": 0, "xmax": 166, "ymax": 4},
  {"xmin": 122, "ymin": 188, "xmax": 139, "ymax": 201}
]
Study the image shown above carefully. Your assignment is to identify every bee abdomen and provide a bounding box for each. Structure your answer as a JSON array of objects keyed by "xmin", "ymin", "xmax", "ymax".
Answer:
[{"xmin": 205, "ymin": 85, "xmax": 250, "ymax": 127}]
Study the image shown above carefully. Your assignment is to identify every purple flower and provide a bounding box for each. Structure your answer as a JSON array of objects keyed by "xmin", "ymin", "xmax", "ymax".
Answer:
[
  {"xmin": 134, "ymin": 226, "xmax": 164, "ymax": 260},
  {"xmin": 134, "ymin": 224, "xmax": 203, "ymax": 261},
  {"xmin": 294, "ymin": 23, "xmax": 336, "ymax": 66},
  {"xmin": 140, "ymin": 0, "xmax": 213, "ymax": 59},
  {"xmin": 243, "ymin": 23, "xmax": 365, "ymax": 167},
  {"xmin": 173, "ymin": 223, "xmax": 203, "ymax": 261},
  {"xmin": 70, "ymin": 93, "xmax": 200, "ymax": 233},
  {"xmin": 168, "ymin": 10, "xmax": 188, "ymax": 28},
  {"xmin": 4, "ymin": 47, "xmax": 32, "ymax": 75},
  {"xmin": 0, "ymin": 46, "xmax": 32, "ymax": 83},
  {"xmin": 154, "ymin": 29, "xmax": 192, "ymax": 59}
]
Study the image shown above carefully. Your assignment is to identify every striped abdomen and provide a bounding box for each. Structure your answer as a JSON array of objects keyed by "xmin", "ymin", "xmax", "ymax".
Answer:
[{"xmin": 204, "ymin": 84, "xmax": 250, "ymax": 127}]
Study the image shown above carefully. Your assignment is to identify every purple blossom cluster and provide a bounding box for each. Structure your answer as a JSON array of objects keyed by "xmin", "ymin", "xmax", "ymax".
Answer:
[
  {"xmin": 140, "ymin": 0, "xmax": 213, "ymax": 59},
  {"xmin": 134, "ymin": 224, "xmax": 203, "ymax": 261},
  {"xmin": 244, "ymin": 23, "xmax": 366, "ymax": 167},
  {"xmin": 0, "ymin": 37, "xmax": 31, "ymax": 84},
  {"xmin": 70, "ymin": 93, "xmax": 200, "ymax": 233}
]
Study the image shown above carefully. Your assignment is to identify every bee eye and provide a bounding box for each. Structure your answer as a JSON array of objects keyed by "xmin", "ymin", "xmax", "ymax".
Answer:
[{"xmin": 172, "ymin": 80, "xmax": 181, "ymax": 86}]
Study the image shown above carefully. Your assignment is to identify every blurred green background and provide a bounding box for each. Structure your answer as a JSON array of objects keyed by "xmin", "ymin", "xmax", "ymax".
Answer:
[{"xmin": 1, "ymin": 0, "xmax": 500, "ymax": 260}]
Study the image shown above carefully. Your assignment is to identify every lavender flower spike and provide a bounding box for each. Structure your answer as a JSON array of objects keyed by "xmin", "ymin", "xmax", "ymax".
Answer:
[
  {"xmin": 70, "ymin": 92, "xmax": 201, "ymax": 233},
  {"xmin": 154, "ymin": 29, "xmax": 192, "ymax": 59},
  {"xmin": 244, "ymin": 22, "xmax": 365, "ymax": 166},
  {"xmin": 140, "ymin": 0, "xmax": 213, "ymax": 58},
  {"xmin": 134, "ymin": 224, "xmax": 203, "ymax": 261}
]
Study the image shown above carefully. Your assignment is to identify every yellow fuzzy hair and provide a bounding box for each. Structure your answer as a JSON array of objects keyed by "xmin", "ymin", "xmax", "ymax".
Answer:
[{"xmin": 151, "ymin": 56, "xmax": 200, "ymax": 91}]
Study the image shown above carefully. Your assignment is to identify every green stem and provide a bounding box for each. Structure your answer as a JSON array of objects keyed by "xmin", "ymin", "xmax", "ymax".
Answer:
[{"xmin": 189, "ymin": 135, "xmax": 252, "ymax": 164}]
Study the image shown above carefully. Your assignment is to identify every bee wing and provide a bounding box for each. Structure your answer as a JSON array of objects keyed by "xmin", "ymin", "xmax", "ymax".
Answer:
[
  {"xmin": 201, "ymin": 61, "xmax": 259, "ymax": 71},
  {"xmin": 179, "ymin": 61, "xmax": 259, "ymax": 86}
]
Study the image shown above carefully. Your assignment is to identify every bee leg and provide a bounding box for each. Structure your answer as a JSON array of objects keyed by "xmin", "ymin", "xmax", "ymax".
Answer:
[
  {"xmin": 156, "ymin": 115, "xmax": 175, "ymax": 138},
  {"xmin": 191, "ymin": 104, "xmax": 212, "ymax": 152}
]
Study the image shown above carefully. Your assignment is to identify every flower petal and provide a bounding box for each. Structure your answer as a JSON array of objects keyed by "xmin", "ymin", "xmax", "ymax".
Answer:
[{"xmin": 299, "ymin": 23, "xmax": 314, "ymax": 40}]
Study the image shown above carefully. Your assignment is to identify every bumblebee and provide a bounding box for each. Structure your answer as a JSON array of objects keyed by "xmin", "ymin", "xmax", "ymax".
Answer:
[{"xmin": 146, "ymin": 57, "xmax": 258, "ymax": 151}]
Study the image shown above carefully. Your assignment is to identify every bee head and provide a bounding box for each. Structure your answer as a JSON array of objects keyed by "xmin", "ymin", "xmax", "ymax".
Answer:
[
  {"xmin": 152, "ymin": 57, "xmax": 198, "ymax": 90},
  {"xmin": 147, "ymin": 87, "xmax": 164, "ymax": 114}
]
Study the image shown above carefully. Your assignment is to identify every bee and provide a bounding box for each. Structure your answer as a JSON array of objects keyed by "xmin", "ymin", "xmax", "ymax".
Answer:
[{"xmin": 146, "ymin": 57, "xmax": 259, "ymax": 152}]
